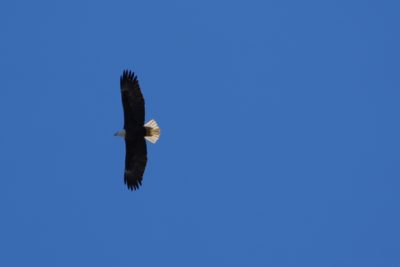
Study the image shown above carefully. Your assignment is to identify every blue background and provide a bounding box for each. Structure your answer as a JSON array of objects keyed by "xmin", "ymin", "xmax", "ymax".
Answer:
[{"xmin": 1, "ymin": 1, "xmax": 399, "ymax": 266}]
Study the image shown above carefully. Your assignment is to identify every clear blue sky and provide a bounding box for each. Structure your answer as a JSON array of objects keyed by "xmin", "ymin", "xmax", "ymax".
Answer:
[{"xmin": 1, "ymin": 1, "xmax": 399, "ymax": 266}]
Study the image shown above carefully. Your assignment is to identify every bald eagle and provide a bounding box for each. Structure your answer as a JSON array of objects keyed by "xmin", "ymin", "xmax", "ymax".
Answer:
[{"xmin": 114, "ymin": 70, "xmax": 160, "ymax": 190}]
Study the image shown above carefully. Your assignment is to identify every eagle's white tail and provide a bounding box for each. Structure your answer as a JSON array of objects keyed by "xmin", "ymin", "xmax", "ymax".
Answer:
[{"xmin": 144, "ymin": 119, "xmax": 160, "ymax": 144}]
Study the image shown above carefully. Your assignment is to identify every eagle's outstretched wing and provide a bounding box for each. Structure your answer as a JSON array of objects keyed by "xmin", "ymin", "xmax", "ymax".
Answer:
[
  {"xmin": 120, "ymin": 70, "xmax": 148, "ymax": 190},
  {"xmin": 120, "ymin": 70, "xmax": 145, "ymax": 127},
  {"xmin": 124, "ymin": 138, "xmax": 147, "ymax": 190}
]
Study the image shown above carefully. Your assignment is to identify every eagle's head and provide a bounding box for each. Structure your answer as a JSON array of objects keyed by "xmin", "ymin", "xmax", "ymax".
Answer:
[{"xmin": 114, "ymin": 129, "xmax": 126, "ymax": 138}]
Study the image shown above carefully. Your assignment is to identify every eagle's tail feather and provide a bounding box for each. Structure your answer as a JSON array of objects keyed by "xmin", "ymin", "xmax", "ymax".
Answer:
[{"xmin": 144, "ymin": 119, "xmax": 160, "ymax": 144}]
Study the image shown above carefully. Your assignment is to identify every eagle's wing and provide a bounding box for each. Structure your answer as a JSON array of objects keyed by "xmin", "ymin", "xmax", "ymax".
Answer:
[
  {"xmin": 120, "ymin": 70, "xmax": 145, "ymax": 127},
  {"xmin": 124, "ymin": 138, "xmax": 147, "ymax": 190}
]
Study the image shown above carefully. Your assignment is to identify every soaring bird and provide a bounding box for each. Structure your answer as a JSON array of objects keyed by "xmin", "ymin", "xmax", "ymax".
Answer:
[{"xmin": 114, "ymin": 70, "xmax": 160, "ymax": 190}]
